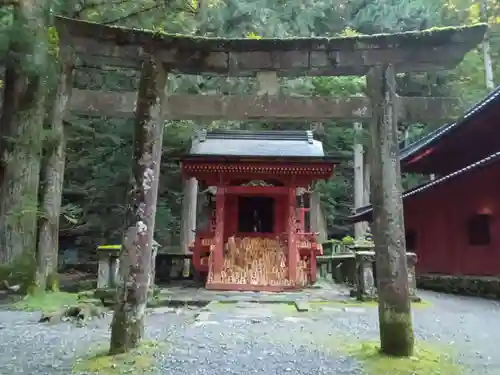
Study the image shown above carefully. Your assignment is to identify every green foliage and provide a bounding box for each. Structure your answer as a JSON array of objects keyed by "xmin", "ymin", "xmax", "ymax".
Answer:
[
  {"xmin": 47, "ymin": 26, "xmax": 59, "ymax": 56},
  {"xmin": 0, "ymin": 250, "xmax": 37, "ymax": 293},
  {"xmin": 341, "ymin": 236, "xmax": 355, "ymax": 245},
  {"xmin": 349, "ymin": 0, "xmax": 442, "ymax": 34}
]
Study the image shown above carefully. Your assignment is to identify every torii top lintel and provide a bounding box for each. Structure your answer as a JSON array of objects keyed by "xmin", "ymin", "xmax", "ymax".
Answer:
[{"xmin": 54, "ymin": 16, "xmax": 487, "ymax": 77}]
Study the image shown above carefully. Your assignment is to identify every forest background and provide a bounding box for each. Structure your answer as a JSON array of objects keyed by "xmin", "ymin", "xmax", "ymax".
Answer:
[{"xmin": 1, "ymin": 0, "xmax": 498, "ymax": 262}]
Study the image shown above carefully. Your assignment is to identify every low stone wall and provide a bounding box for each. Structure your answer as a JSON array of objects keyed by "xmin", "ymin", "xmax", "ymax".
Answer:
[{"xmin": 417, "ymin": 274, "xmax": 500, "ymax": 299}]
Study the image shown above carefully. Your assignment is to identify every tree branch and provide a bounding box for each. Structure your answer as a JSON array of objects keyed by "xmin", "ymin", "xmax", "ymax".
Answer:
[
  {"xmin": 101, "ymin": 3, "xmax": 163, "ymax": 25},
  {"xmin": 73, "ymin": 0, "xmax": 135, "ymax": 19},
  {"xmin": 101, "ymin": 0, "xmax": 197, "ymax": 25}
]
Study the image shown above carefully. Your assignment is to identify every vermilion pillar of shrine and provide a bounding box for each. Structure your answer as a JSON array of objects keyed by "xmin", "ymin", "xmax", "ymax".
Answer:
[
  {"xmin": 287, "ymin": 187, "xmax": 297, "ymax": 284},
  {"xmin": 213, "ymin": 187, "xmax": 226, "ymax": 280}
]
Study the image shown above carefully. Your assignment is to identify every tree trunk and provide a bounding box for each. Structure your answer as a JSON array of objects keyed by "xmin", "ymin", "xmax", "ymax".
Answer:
[
  {"xmin": 109, "ymin": 57, "xmax": 167, "ymax": 355},
  {"xmin": 480, "ymin": 0, "xmax": 495, "ymax": 90},
  {"xmin": 310, "ymin": 191, "xmax": 326, "ymax": 243},
  {"xmin": 180, "ymin": 177, "xmax": 198, "ymax": 277},
  {"xmin": 367, "ymin": 65, "xmax": 414, "ymax": 357},
  {"xmin": 363, "ymin": 144, "xmax": 371, "ymax": 207},
  {"xmin": 362, "ymin": 135, "xmax": 371, "ymax": 237},
  {"xmin": 0, "ymin": 1, "xmax": 48, "ymax": 288},
  {"xmin": 353, "ymin": 121, "xmax": 367, "ymax": 239},
  {"xmin": 180, "ymin": 177, "xmax": 198, "ymax": 254},
  {"xmin": 36, "ymin": 60, "xmax": 74, "ymax": 291}
]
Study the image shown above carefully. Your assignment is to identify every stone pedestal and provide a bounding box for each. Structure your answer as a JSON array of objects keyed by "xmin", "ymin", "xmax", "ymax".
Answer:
[
  {"xmin": 351, "ymin": 250, "xmax": 421, "ymax": 302},
  {"xmin": 97, "ymin": 240, "xmax": 160, "ymax": 291},
  {"xmin": 354, "ymin": 251, "xmax": 377, "ymax": 301},
  {"xmin": 321, "ymin": 262, "xmax": 329, "ymax": 279},
  {"xmin": 316, "ymin": 256, "xmax": 331, "ymax": 281},
  {"xmin": 182, "ymin": 258, "xmax": 192, "ymax": 278},
  {"xmin": 330, "ymin": 253, "xmax": 356, "ymax": 285}
]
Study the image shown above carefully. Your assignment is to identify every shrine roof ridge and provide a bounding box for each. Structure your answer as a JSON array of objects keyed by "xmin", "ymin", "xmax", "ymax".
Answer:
[
  {"xmin": 200, "ymin": 129, "xmax": 314, "ymax": 141},
  {"xmin": 54, "ymin": 17, "xmax": 486, "ymax": 51},
  {"xmin": 400, "ymin": 85, "xmax": 500, "ymax": 163},
  {"xmin": 189, "ymin": 129, "xmax": 324, "ymax": 158},
  {"xmin": 350, "ymin": 149, "xmax": 500, "ymax": 222}
]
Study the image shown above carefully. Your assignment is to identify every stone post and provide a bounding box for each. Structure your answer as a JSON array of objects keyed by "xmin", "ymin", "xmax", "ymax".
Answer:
[
  {"xmin": 110, "ymin": 255, "xmax": 120, "ymax": 287},
  {"xmin": 354, "ymin": 251, "xmax": 377, "ymax": 301},
  {"xmin": 97, "ymin": 253, "xmax": 109, "ymax": 290},
  {"xmin": 147, "ymin": 240, "xmax": 159, "ymax": 299},
  {"xmin": 406, "ymin": 252, "xmax": 421, "ymax": 302},
  {"xmin": 96, "ymin": 246, "xmax": 121, "ymax": 289},
  {"xmin": 150, "ymin": 240, "xmax": 160, "ymax": 288}
]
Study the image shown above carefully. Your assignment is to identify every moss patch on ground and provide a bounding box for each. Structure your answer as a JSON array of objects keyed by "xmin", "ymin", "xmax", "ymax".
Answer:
[
  {"xmin": 12, "ymin": 292, "xmax": 78, "ymax": 312},
  {"xmin": 210, "ymin": 300, "xmax": 431, "ymax": 315},
  {"xmin": 310, "ymin": 299, "xmax": 431, "ymax": 310},
  {"xmin": 346, "ymin": 341, "xmax": 462, "ymax": 375},
  {"xmin": 73, "ymin": 341, "xmax": 165, "ymax": 375}
]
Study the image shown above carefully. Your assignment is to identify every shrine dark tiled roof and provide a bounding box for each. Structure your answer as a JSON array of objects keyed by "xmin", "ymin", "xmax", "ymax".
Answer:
[
  {"xmin": 400, "ymin": 85, "xmax": 500, "ymax": 162},
  {"xmin": 350, "ymin": 149, "xmax": 500, "ymax": 222},
  {"xmin": 189, "ymin": 130, "xmax": 325, "ymax": 158}
]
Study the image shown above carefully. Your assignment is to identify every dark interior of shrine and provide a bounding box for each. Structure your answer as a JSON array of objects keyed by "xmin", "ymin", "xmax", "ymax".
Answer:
[{"xmin": 238, "ymin": 196, "xmax": 275, "ymax": 233}]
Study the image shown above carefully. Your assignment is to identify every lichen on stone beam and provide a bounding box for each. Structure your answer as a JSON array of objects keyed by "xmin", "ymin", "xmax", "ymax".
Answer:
[
  {"xmin": 54, "ymin": 16, "xmax": 486, "ymax": 77},
  {"xmin": 54, "ymin": 16, "xmax": 486, "ymax": 52}
]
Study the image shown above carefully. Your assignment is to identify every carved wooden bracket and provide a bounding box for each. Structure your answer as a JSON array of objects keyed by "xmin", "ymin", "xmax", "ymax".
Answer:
[{"xmin": 241, "ymin": 180, "xmax": 274, "ymax": 187}]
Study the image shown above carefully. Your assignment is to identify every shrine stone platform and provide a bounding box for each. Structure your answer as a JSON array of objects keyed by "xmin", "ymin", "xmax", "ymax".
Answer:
[{"xmin": 154, "ymin": 280, "xmax": 351, "ymax": 306}]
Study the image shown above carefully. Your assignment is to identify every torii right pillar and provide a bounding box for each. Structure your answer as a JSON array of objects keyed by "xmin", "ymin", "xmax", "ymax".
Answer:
[{"xmin": 367, "ymin": 64, "xmax": 413, "ymax": 356}]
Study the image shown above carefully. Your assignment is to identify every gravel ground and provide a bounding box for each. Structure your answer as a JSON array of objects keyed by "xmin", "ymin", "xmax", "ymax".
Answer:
[{"xmin": 1, "ymin": 291, "xmax": 500, "ymax": 375}]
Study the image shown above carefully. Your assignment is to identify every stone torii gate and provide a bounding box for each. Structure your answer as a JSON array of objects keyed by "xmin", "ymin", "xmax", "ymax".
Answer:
[
  {"xmin": 58, "ymin": 18, "xmax": 485, "ymax": 255},
  {"xmin": 52, "ymin": 16, "xmax": 486, "ymax": 353}
]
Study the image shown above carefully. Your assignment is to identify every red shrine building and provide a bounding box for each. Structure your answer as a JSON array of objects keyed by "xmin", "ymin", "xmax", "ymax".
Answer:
[
  {"xmin": 181, "ymin": 130, "xmax": 336, "ymax": 291},
  {"xmin": 352, "ymin": 86, "xmax": 500, "ymax": 276}
]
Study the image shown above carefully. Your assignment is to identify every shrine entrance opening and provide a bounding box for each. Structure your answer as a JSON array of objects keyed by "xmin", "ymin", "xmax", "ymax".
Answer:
[{"xmin": 237, "ymin": 196, "xmax": 275, "ymax": 234}]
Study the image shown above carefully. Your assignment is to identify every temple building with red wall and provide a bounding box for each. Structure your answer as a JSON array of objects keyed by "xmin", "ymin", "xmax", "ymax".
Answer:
[
  {"xmin": 181, "ymin": 130, "xmax": 336, "ymax": 291},
  {"xmin": 351, "ymin": 86, "xmax": 500, "ymax": 277}
]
